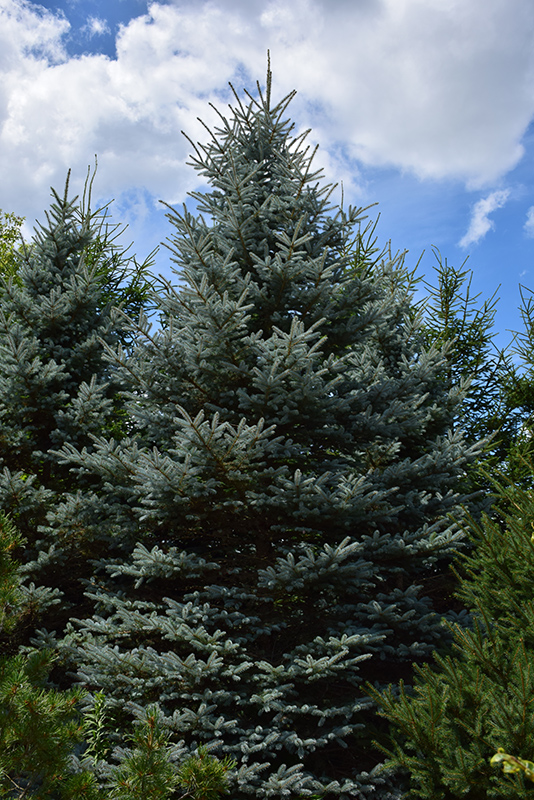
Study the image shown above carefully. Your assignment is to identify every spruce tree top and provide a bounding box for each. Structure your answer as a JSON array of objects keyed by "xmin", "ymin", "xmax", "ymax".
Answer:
[{"xmin": 165, "ymin": 68, "xmax": 376, "ymax": 348}]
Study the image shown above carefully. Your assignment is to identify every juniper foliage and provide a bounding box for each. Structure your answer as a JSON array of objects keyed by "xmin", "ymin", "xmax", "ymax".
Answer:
[{"xmin": 24, "ymin": 73, "xmax": 481, "ymax": 798}]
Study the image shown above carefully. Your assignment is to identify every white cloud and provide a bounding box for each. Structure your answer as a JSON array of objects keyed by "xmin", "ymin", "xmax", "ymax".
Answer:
[
  {"xmin": 84, "ymin": 16, "xmax": 110, "ymax": 38},
  {"xmin": 0, "ymin": 0, "xmax": 69, "ymax": 65},
  {"xmin": 525, "ymin": 206, "xmax": 534, "ymax": 238},
  {"xmin": 459, "ymin": 189, "xmax": 511, "ymax": 248},
  {"xmin": 0, "ymin": 0, "xmax": 534, "ymax": 236},
  {"xmin": 260, "ymin": 0, "xmax": 534, "ymax": 187}
]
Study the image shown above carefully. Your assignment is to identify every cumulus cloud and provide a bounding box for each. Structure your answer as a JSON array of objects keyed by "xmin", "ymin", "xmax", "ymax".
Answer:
[
  {"xmin": 0, "ymin": 0, "xmax": 68, "ymax": 66},
  {"xmin": 1, "ymin": 0, "xmax": 534, "ymax": 234},
  {"xmin": 459, "ymin": 189, "xmax": 511, "ymax": 248}
]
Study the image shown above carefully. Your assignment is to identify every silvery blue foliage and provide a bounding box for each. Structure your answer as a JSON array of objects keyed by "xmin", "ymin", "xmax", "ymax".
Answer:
[{"xmin": 0, "ymin": 172, "xmax": 152, "ymax": 632}]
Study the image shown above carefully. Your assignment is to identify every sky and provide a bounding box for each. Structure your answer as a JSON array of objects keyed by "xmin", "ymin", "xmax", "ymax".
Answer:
[{"xmin": 2, "ymin": 0, "xmax": 534, "ymax": 351}]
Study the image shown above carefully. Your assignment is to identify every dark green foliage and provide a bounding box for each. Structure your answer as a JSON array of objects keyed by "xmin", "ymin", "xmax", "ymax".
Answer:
[
  {"xmin": 0, "ymin": 512, "xmax": 24, "ymax": 638},
  {"xmin": 371, "ymin": 475, "xmax": 534, "ymax": 798},
  {"xmin": 420, "ymin": 249, "xmax": 514, "ymax": 463},
  {"xmin": 107, "ymin": 712, "xmax": 234, "ymax": 800},
  {"xmin": 0, "ymin": 650, "xmax": 87, "ymax": 799},
  {"xmin": 107, "ymin": 705, "xmax": 180, "ymax": 800},
  {"xmin": 498, "ymin": 287, "xmax": 534, "ymax": 482},
  {"xmin": 177, "ymin": 747, "xmax": 236, "ymax": 800},
  {"xmin": 45, "ymin": 72, "xmax": 482, "ymax": 798}
]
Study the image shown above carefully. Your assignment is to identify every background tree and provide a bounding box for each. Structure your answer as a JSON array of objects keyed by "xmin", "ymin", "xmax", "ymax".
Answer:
[
  {"xmin": 0, "ymin": 171, "xmax": 154, "ymax": 641},
  {"xmin": 419, "ymin": 249, "xmax": 516, "ymax": 470},
  {"xmin": 43, "ymin": 71, "xmax": 484, "ymax": 798},
  {"xmin": 494, "ymin": 284, "xmax": 534, "ymax": 483},
  {"xmin": 0, "ymin": 209, "xmax": 24, "ymax": 286},
  {"xmin": 371, "ymin": 471, "xmax": 534, "ymax": 799}
]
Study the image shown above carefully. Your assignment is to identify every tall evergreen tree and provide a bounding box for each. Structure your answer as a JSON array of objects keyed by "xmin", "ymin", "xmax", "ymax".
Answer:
[{"xmin": 37, "ymin": 73, "xmax": 481, "ymax": 798}]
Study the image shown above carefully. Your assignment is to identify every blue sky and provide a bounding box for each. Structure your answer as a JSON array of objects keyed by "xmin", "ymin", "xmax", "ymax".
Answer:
[{"xmin": 2, "ymin": 0, "xmax": 534, "ymax": 351}]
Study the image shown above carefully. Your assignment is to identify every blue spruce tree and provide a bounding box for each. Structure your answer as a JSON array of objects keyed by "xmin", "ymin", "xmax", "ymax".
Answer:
[
  {"xmin": 0, "ymin": 172, "xmax": 152, "ymax": 627},
  {"xmin": 43, "ymin": 73, "xmax": 481, "ymax": 798}
]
